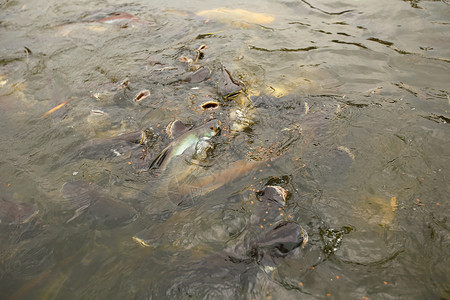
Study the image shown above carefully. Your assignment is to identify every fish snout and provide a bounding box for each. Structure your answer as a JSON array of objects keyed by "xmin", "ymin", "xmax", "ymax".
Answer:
[{"xmin": 208, "ymin": 119, "xmax": 221, "ymax": 136}]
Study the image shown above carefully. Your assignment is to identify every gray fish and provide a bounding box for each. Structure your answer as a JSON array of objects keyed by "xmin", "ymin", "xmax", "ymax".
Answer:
[
  {"xmin": 249, "ymin": 185, "xmax": 287, "ymax": 225},
  {"xmin": 150, "ymin": 119, "xmax": 220, "ymax": 174},
  {"xmin": 165, "ymin": 120, "xmax": 191, "ymax": 139},
  {"xmin": 69, "ymin": 130, "xmax": 145, "ymax": 160},
  {"xmin": 87, "ymin": 12, "xmax": 151, "ymax": 26},
  {"xmin": 0, "ymin": 196, "xmax": 39, "ymax": 225},
  {"xmin": 61, "ymin": 181, "xmax": 137, "ymax": 227},
  {"xmin": 182, "ymin": 66, "xmax": 211, "ymax": 83},
  {"xmin": 134, "ymin": 185, "xmax": 307, "ymax": 260},
  {"xmin": 249, "ymin": 221, "xmax": 307, "ymax": 260},
  {"xmin": 218, "ymin": 66, "xmax": 243, "ymax": 99},
  {"xmin": 65, "ymin": 130, "xmax": 161, "ymax": 172},
  {"xmin": 227, "ymin": 185, "xmax": 307, "ymax": 263}
]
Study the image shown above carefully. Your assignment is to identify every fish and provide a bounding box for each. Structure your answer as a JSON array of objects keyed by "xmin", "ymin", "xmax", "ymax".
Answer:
[
  {"xmin": 217, "ymin": 66, "xmax": 243, "ymax": 100},
  {"xmin": 61, "ymin": 181, "xmax": 137, "ymax": 228},
  {"xmin": 196, "ymin": 8, "xmax": 275, "ymax": 25},
  {"xmin": 0, "ymin": 196, "xmax": 39, "ymax": 225},
  {"xmin": 176, "ymin": 159, "xmax": 263, "ymax": 198},
  {"xmin": 135, "ymin": 185, "xmax": 307, "ymax": 265},
  {"xmin": 181, "ymin": 66, "xmax": 211, "ymax": 83},
  {"xmin": 55, "ymin": 12, "xmax": 151, "ymax": 36},
  {"xmin": 165, "ymin": 120, "xmax": 191, "ymax": 139},
  {"xmin": 150, "ymin": 119, "xmax": 221, "ymax": 174},
  {"xmin": 250, "ymin": 186, "xmax": 287, "ymax": 225},
  {"xmin": 223, "ymin": 185, "xmax": 307, "ymax": 266},
  {"xmin": 249, "ymin": 221, "xmax": 307, "ymax": 260},
  {"xmin": 88, "ymin": 12, "xmax": 151, "ymax": 26},
  {"xmin": 66, "ymin": 130, "xmax": 145, "ymax": 160}
]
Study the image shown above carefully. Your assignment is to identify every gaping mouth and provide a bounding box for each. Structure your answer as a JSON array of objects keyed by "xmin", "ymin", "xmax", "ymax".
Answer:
[
  {"xmin": 133, "ymin": 89, "xmax": 150, "ymax": 103},
  {"xmin": 200, "ymin": 100, "xmax": 220, "ymax": 110}
]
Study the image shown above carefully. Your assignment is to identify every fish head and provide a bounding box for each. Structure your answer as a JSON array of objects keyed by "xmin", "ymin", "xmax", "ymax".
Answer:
[
  {"xmin": 196, "ymin": 119, "xmax": 221, "ymax": 139},
  {"xmin": 172, "ymin": 119, "xmax": 220, "ymax": 156},
  {"xmin": 251, "ymin": 221, "xmax": 307, "ymax": 259},
  {"xmin": 150, "ymin": 119, "xmax": 221, "ymax": 173},
  {"xmin": 260, "ymin": 186, "xmax": 287, "ymax": 207},
  {"xmin": 195, "ymin": 139, "xmax": 214, "ymax": 161},
  {"xmin": 218, "ymin": 66, "xmax": 243, "ymax": 100}
]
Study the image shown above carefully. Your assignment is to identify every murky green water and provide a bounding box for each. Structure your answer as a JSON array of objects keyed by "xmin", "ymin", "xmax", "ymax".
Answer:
[{"xmin": 1, "ymin": 0, "xmax": 449, "ymax": 299}]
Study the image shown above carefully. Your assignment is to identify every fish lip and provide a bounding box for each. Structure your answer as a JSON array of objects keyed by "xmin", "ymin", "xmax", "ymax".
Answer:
[
  {"xmin": 133, "ymin": 89, "xmax": 151, "ymax": 102},
  {"xmin": 200, "ymin": 100, "xmax": 220, "ymax": 110},
  {"xmin": 206, "ymin": 119, "xmax": 221, "ymax": 136}
]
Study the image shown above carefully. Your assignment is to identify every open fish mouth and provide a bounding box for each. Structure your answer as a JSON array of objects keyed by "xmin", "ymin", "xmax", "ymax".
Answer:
[{"xmin": 200, "ymin": 100, "xmax": 220, "ymax": 110}]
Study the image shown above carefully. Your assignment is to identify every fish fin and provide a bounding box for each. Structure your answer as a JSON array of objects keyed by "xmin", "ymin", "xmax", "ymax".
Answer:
[
  {"xmin": 61, "ymin": 181, "xmax": 94, "ymax": 208},
  {"xmin": 66, "ymin": 203, "xmax": 90, "ymax": 223},
  {"xmin": 166, "ymin": 120, "xmax": 191, "ymax": 139},
  {"xmin": 149, "ymin": 146, "xmax": 170, "ymax": 171}
]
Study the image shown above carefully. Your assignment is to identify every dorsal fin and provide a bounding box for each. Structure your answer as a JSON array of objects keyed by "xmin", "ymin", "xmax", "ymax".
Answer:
[{"xmin": 166, "ymin": 120, "xmax": 191, "ymax": 139}]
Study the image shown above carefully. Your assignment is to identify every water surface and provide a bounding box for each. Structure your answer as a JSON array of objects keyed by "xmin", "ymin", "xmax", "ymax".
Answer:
[{"xmin": 0, "ymin": 0, "xmax": 449, "ymax": 299}]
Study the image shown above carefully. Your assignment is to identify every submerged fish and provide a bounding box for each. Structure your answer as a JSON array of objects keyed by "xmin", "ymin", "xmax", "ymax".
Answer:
[
  {"xmin": 65, "ymin": 130, "xmax": 144, "ymax": 161},
  {"xmin": 88, "ymin": 12, "xmax": 151, "ymax": 26},
  {"xmin": 61, "ymin": 181, "xmax": 136, "ymax": 228},
  {"xmin": 133, "ymin": 185, "xmax": 306, "ymax": 256},
  {"xmin": 176, "ymin": 159, "xmax": 263, "ymax": 198},
  {"xmin": 150, "ymin": 119, "xmax": 221, "ymax": 173},
  {"xmin": 0, "ymin": 196, "xmax": 39, "ymax": 225},
  {"xmin": 249, "ymin": 221, "xmax": 307, "ymax": 260},
  {"xmin": 229, "ymin": 186, "xmax": 307, "ymax": 262},
  {"xmin": 196, "ymin": 8, "xmax": 275, "ymax": 25}
]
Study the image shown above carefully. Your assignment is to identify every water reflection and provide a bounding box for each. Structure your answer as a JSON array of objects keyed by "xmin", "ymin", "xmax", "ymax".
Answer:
[{"xmin": 0, "ymin": 0, "xmax": 449, "ymax": 298}]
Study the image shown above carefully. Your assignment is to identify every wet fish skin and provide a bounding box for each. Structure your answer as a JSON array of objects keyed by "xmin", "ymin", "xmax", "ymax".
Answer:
[
  {"xmin": 176, "ymin": 159, "xmax": 263, "ymax": 198},
  {"xmin": 250, "ymin": 221, "xmax": 306, "ymax": 260},
  {"xmin": 166, "ymin": 120, "xmax": 191, "ymax": 139},
  {"xmin": 88, "ymin": 12, "xmax": 151, "ymax": 26},
  {"xmin": 151, "ymin": 119, "xmax": 220, "ymax": 173},
  {"xmin": 250, "ymin": 186, "xmax": 287, "ymax": 226},
  {"xmin": 182, "ymin": 66, "xmax": 211, "ymax": 83},
  {"xmin": 218, "ymin": 66, "xmax": 243, "ymax": 99},
  {"xmin": 194, "ymin": 139, "xmax": 213, "ymax": 161},
  {"xmin": 67, "ymin": 130, "xmax": 144, "ymax": 160},
  {"xmin": 224, "ymin": 186, "xmax": 307, "ymax": 263}
]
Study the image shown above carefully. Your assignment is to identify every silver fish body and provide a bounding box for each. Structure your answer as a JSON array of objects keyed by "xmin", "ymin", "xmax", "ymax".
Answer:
[{"xmin": 150, "ymin": 119, "xmax": 220, "ymax": 173}]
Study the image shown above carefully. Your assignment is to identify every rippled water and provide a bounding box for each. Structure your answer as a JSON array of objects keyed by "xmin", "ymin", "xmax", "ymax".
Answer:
[{"xmin": 1, "ymin": 0, "xmax": 449, "ymax": 299}]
